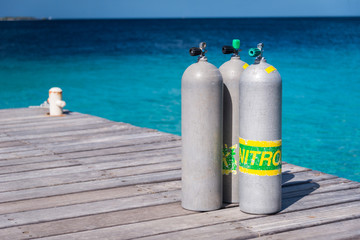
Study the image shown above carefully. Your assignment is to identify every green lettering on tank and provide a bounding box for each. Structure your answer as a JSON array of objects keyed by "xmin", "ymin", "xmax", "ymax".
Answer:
[
  {"xmin": 222, "ymin": 144, "xmax": 237, "ymax": 174},
  {"xmin": 239, "ymin": 144, "xmax": 282, "ymax": 171}
]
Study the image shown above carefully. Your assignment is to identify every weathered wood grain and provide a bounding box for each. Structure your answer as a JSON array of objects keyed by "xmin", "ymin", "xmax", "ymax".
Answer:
[
  {"xmin": 4, "ymin": 121, "xmax": 117, "ymax": 136},
  {"xmin": 0, "ymin": 174, "xmax": 360, "ymax": 239},
  {"xmin": 0, "ymin": 149, "xmax": 55, "ymax": 160},
  {"xmin": 0, "ymin": 108, "xmax": 48, "ymax": 120},
  {"xmin": 0, "ymin": 169, "xmax": 182, "ymax": 203},
  {"xmin": 0, "ymin": 203, "xmax": 194, "ymax": 240},
  {"xmin": 137, "ymin": 202, "xmax": 360, "ymax": 240},
  {"xmin": 0, "ymin": 111, "xmax": 94, "ymax": 123},
  {"xmin": 27, "ymin": 127, "xmax": 157, "ymax": 146},
  {"xmin": 3, "ymin": 123, "xmax": 133, "ymax": 141},
  {"xmin": 54, "ymin": 137, "xmax": 181, "ymax": 158},
  {"xmin": 0, "ymin": 165, "xmax": 335, "ymax": 214},
  {"xmin": 256, "ymin": 218, "xmax": 360, "ymax": 240},
  {"xmin": 0, "ymin": 162, "xmax": 309, "ymax": 195},
  {"xmin": 31, "ymin": 206, "xmax": 257, "ymax": 240},
  {"xmin": 0, "ymin": 190, "xmax": 181, "ymax": 229},
  {"xmin": 0, "ymin": 181, "xmax": 181, "ymax": 215},
  {"xmin": 0, "ymin": 141, "xmax": 181, "ymax": 167},
  {"xmin": 0, "ymin": 135, "xmax": 180, "ymax": 161},
  {"xmin": 240, "ymin": 201, "xmax": 360, "ymax": 236},
  {"xmin": 0, "ymin": 140, "xmax": 27, "ymax": 148},
  {"xmin": 0, "ymin": 114, "xmax": 103, "ymax": 130},
  {"xmin": 0, "ymin": 147, "xmax": 181, "ymax": 174},
  {"xmin": 31, "ymin": 186, "xmax": 360, "ymax": 240},
  {"xmin": 0, "ymin": 108, "xmax": 358, "ymax": 240},
  {"xmin": 0, "ymin": 157, "xmax": 181, "ymax": 183}
]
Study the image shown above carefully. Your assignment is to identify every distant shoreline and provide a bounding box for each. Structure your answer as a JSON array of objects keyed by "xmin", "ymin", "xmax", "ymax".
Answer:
[
  {"xmin": 0, "ymin": 17, "xmax": 50, "ymax": 21},
  {"xmin": 0, "ymin": 16, "xmax": 359, "ymax": 22}
]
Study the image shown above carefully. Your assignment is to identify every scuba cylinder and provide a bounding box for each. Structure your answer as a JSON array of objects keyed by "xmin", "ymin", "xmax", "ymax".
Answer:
[
  {"xmin": 238, "ymin": 43, "xmax": 282, "ymax": 214},
  {"xmin": 219, "ymin": 39, "xmax": 248, "ymax": 203},
  {"xmin": 181, "ymin": 42, "xmax": 223, "ymax": 211}
]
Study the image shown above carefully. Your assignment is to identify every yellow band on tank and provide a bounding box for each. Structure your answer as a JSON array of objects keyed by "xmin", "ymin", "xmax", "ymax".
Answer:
[
  {"xmin": 265, "ymin": 66, "xmax": 277, "ymax": 73},
  {"xmin": 239, "ymin": 138, "xmax": 282, "ymax": 147},
  {"xmin": 239, "ymin": 166, "xmax": 281, "ymax": 176},
  {"xmin": 243, "ymin": 63, "xmax": 249, "ymax": 70}
]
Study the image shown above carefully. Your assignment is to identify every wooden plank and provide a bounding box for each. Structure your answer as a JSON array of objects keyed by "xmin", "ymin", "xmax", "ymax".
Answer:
[
  {"xmin": 0, "ymin": 149, "xmax": 55, "ymax": 161},
  {"xmin": 37, "ymin": 188, "xmax": 360, "ymax": 240},
  {"xmin": 0, "ymin": 111, "xmax": 98, "ymax": 123},
  {"xmin": 0, "ymin": 161, "xmax": 307, "ymax": 194},
  {"xmin": 0, "ymin": 174, "xmax": 359, "ymax": 239},
  {"xmin": 0, "ymin": 169, "xmax": 181, "ymax": 203},
  {"xmin": 239, "ymin": 201, "xmax": 360, "ymax": 236},
  {"xmin": 3, "ymin": 118, "xmax": 112, "ymax": 134},
  {"xmin": 256, "ymin": 218, "xmax": 360, "ymax": 240},
  {"xmin": 0, "ymin": 141, "xmax": 27, "ymax": 148},
  {"xmin": 1, "ymin": 175, "xmax": 357, "ymax": 217},
  {"xmin": 138, "ymin": 221, "xmax": 257, "ymax": 240},
  {"xmin": 137, "ymin": 202, "xmax": 360, "ymax": 240},
  {"xmin": 282, "ymin": 170, "xmax": 337, "ymax": 187},
  {"xmin": 45, "ymin": 132, "xmax": 174, "ymax": 153},
  {"xmin": 28, "ymin": 187, "xmax": 360, "ymax": 240},
  {"xmin": 0, "ymin": 190, "xmax": 181, "ymax": 228},
  {"xmin": 0, "ymin": 164, "xmax": 327, "ymax": 212},
  {"xmin": 0, "ymin": 108, "xmax": 358, "ymax": 240},
  {"xmin": 3, "ymin": 121, "xmax": 125, "ymax": 139},
  {"xmin": 0, "ymin": 154, "xmax": 181, "ymax": 192},
  {"xmin": 0, "ymin": 113, "xmax": 98, "ymax": 129},
  {"xmin": 283, "ymin": 177, "xmax": 360, "ymax": 197},
  {"xmin": 0, "ymin": 203, "xmax": 194, "ymax": 240},
  {"xmin": 10, "ymin": 204, "xmax": 256, "ymax": 240},
  {"xmin": 282, "ymin": 163, "xmax": 311, "ymax": 173},
  {"xmin": 25, "ymin": 127, "xmax": 156, "ymax": 146},
  {"xmin": 55, "ymin": 137, "xmax": 181, "ymax": 158},
  {"xmin": 0, "ymin": 147, "xmax": 181, "ymax": 175},
  {"xmin": 0, "ymin": 154, "xmax": 67, "ymax": 167},
  {"xmin": 0, "ymin": 157, "xmax": 181, "ymax": 183},
  {"xmin": 0, "ymin": 162, "xmax": 331, "ymax": 201},
  {"xmin": 0, "ymin": 141, "xmax": 181, "ymax": 167},
  {"xmin": 0, "ymin": 134, "xmax": 180, "ymax": 161},
  {"xmin": 0, "ymin": 125, "xmax": 143, "ymax": 160},
  {"xmin": 0, "ymin": 145, "xmax": 39, "ymax": 154},
  {"xmin": 0, "ymin": 108, "xmax": 49, "ymax": 120},
  {"xmin": 4, "ymin": 122, "xmax": 134, "ymax": 141},
  {"xmin": 0, "ymin": 181, "xmax": 181, "ymax": 215},
  {"xmin": 0, "ymin": 160, "xmax": 81, "ymax": 175},
  {"xmin": 282, "ymin": 188, "xmax": 360, "ymax": 212}
]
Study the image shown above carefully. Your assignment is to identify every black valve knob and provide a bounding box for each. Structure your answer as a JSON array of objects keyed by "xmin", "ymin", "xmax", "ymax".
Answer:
[
  {"xmin": 189, "ymin": 47, "xmax": 202, "ymax": 56},
  {"xmin": 222, "ymin": 46, "xmax": 236, "ymax": 54}
]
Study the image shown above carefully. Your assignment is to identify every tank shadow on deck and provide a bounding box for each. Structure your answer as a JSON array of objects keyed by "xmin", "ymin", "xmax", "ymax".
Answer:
[
  {"xmin": 282, "ymin": 170, "xmax": 295, "ymax": 184},
  {"xmin": 281, "ymin": 170, "xmax": 320, "ymax": 211},
  {"xmin": 223, "ymin": 171, "xmax": 320, "ymax": 211}
]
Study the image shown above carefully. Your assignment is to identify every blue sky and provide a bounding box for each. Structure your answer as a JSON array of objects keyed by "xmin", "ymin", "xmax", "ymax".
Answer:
[{"xmin": 0, "ymin": 0, "xmax": 359, "ymax": 19}]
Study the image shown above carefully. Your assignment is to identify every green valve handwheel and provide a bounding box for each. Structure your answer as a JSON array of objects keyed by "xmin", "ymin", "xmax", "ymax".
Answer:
[
  {"xmin": 222, "ymin": 39, "xmax": 241, "ymax": 55},
  {"xmin": 249, "ymin": 48, "xmax": 261, "ymax": 57},
  {"xmin": 232, "ymin": 39, "xmax": 240, "ymax": 49}
]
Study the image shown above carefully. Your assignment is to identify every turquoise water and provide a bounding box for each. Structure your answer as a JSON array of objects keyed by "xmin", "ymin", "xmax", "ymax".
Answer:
[{"xmin": 0, "ymin": 18, "xmax": 359, "ymax": 181}]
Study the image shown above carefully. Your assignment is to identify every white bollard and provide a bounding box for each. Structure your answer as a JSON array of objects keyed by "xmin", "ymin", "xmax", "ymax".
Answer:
[{"xmin": 48, "ymin": 87, "xmax": 66, "ymax": 116}]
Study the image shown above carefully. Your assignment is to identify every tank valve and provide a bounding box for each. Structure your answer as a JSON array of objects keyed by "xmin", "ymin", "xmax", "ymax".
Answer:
[
  {"xmin": 222, "ymin": 39, "xmax": 241, "ymax": 56},
  {"xmin": 48, "ymin": 87, "xmax": 66, "ymax": 116},
  {"xmin": 189, "ymin": 42, "xmax": 207, "ymax": 60},
  {"xmin": 249, "ymin": 42, "xmax": 264, "ymax": 63}
]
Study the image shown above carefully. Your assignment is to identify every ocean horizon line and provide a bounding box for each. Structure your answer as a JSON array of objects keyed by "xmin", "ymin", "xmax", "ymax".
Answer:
[{"xmin": 1, "ymin": 15, "xmax": 360, "ymax": 22}]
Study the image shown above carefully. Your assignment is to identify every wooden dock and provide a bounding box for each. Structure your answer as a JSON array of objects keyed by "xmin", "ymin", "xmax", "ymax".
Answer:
[{"xmin": 0, "ymin": 108, "xmax": 359, "ymax": 240}]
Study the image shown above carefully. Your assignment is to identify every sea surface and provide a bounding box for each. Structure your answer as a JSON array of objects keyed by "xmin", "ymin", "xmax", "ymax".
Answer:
[{"xmin": 0, "ymin": 18, "xmax": 359, "ymax": 181}]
